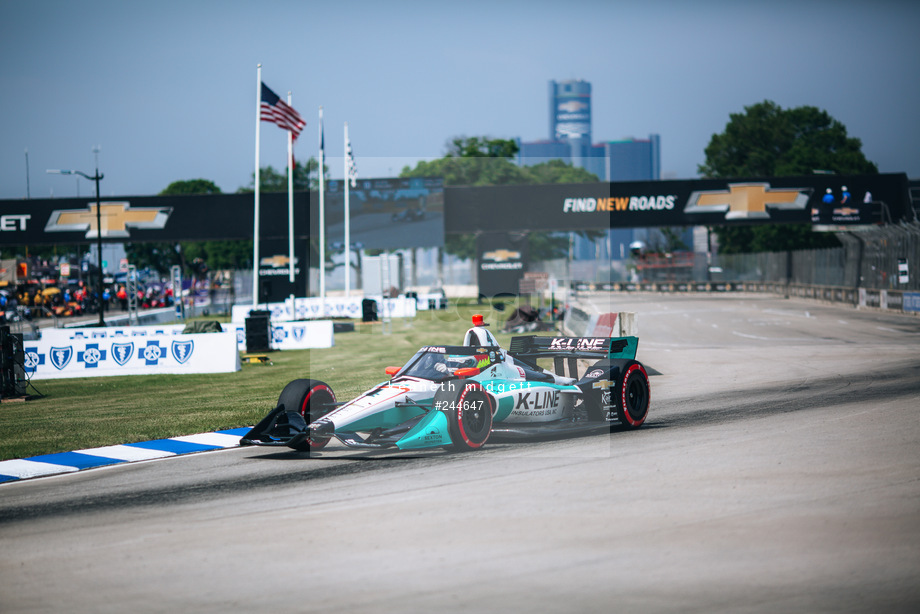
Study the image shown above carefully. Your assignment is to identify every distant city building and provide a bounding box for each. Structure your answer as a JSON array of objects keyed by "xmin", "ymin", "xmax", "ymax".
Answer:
[
  {"xmin": 519, "ymin": 79, "xmax": 661, "ymax": 182},
  {"xmin": 519, "ymin": 135, "xmax": 661, "ymax": 183},
  {"xmin": 517, "ymin": 79, "xmax": 690, "ymax": 263},
  {"xmin": 549, "ymin": 79, "xmax": 592, "ymax": 142}
]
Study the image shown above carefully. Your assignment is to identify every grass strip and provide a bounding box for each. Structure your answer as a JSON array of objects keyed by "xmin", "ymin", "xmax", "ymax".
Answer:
[{"xmin": 0, "ymin": 299, "xmax": 547, "ymax": 461}]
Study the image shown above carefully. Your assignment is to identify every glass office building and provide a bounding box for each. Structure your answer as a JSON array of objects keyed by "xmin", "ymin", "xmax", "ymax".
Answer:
[{"xmin": 517, "ymin": 80, "xmax": 685, "ymax": 263}]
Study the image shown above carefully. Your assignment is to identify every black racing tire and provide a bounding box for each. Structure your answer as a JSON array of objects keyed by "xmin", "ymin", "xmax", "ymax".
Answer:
[
  {"xmin": 615, "ymin": 362, "xmax": 650, "ymax": 428},
  {"xmin": 278, "ymin": 379, "xmax": 337, "ymax": 451},
  {"xmin": 434, "ymin": 379, "xmax": 493, "ymax": 451},
  {"xmin": 583, "ymin": 360, "xmax": 650, "ymax": 428}
]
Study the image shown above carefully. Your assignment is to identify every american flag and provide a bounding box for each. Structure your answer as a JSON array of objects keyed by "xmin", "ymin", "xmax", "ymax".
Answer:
[
  {"xmin": 346, "ymin": 136, "xmax": 357, "ymax": 187},
  {"xmin": 260, "ymin": 82, "xmax": 305, "ymax": 139}
]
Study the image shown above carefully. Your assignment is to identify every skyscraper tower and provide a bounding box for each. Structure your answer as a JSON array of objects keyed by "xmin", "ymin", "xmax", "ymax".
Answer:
[{"xmin": 549, "ymin": 79, "xmax": 591, "ymax": 167}]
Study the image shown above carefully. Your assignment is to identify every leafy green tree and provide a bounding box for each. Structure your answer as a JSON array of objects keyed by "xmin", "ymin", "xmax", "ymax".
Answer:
[
  {"xmin": 237, "ymin": 157, "xmax": 326, "ymax": 193},
  {"xmin": 401, "ymin": 137, "xmax": 603, "ymax": 261},
  {"xmin": 402, "ymin": 156, "xmax": 530, "ymax": 187},
  {"xmin": 699, "ymin": 100, "xmax": 877, "ymax": 177},
  {"xmin": 125, "ymin": 179, "xmax": 252, "ymax": 275},
  {"xmin": 699, "ymin": 101, "xmax": 878, "ymax": 253},
  {"xmin": 161, "ymin": 178, "xmax": 221, "ymax": 195},
  {"xmin": 524, "ymin": 159, "xmax": 599, "ymax": 184},
  {"xmin": 445, "ymin": 136, "xmax": 520, "ymax": 159}
]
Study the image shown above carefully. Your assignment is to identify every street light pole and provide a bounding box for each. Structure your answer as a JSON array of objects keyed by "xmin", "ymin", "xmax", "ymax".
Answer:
[{"xmin": 46, "ymin": 167, "xmax": 106, "ymax": 326}]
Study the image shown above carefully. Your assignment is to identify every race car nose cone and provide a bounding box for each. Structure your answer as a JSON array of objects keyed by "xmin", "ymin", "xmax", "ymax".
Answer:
[{"xmin": 309, "ymin": 419, "xmax": 334, "ymax": 438}]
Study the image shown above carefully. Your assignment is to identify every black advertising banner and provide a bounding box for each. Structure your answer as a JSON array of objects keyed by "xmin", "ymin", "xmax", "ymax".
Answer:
[
  {"xmin": 477, "ymin": 232, "xmax": 528, "ymax": 298},
  {"xmin": 444, "ymin": 173, "xmax": 909, "ymax": 233},
  {"xmin": 0, "ymin": 174, "xmax": 907, "ymax": 247},
  {"xmin": 0, "ymin": 192, "xmax": 305, "ymax": 245},
  {"xmin": 0, "ymin": 177, "xmax": 445, "ymax": 250}
]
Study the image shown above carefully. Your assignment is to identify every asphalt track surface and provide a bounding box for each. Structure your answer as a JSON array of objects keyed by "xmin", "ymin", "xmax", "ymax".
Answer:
[{"xmin": 1, "ymin": 293, "xmax": 919, "ymax": 613}]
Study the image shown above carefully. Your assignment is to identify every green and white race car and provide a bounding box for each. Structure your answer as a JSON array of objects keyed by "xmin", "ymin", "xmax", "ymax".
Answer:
[{"xmin": 241, "ymin": 315, "xmax": 650, "ymax": 453}]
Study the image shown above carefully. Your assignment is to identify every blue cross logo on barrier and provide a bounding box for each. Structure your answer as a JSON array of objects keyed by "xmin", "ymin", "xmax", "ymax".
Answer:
[
  {"xmin": 24, "ymin": 348, "xmax": 45, "ymax": 373},
  {"xmin": 77, "ymin": 343, "xmax": 107, "ymax": 369},
  {"xmin": 140, "ymin": 340, "xmax": 164, "ymax": 366}
]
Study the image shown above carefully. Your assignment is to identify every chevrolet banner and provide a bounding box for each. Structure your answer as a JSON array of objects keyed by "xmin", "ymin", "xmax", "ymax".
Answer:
[{"xmin": 444, "ymin": 173, "xmax": 909, "ymax": 233}]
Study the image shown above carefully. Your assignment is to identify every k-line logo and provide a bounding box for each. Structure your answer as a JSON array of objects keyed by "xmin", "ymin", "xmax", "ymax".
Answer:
[
  {"xmin": 563, "ymin": 195, "xmax": 677, "ymax": 213},
  {"xmin": 549, "ymin": 338, "xmax": 607, "ymax": 351},
  {"xmin": 515, "ymin": 390, "xmax": 559, "ymax": 411}
]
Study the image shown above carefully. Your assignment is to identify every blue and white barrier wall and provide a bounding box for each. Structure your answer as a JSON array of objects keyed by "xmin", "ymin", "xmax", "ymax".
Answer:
[
  {"xmin": 231, "ymin": 296, "xmax": 418, "ymax": 323},
  {"xmin": 25, "ymin": 331, "xmax": 241, "ymax": 380},
  {"xmin": 233, "ymin": 320, "xmax": 334, "ymax": 351},
  {"xmin": 41, "ymin": 321, "xmax": 335, "ymax": 355}
]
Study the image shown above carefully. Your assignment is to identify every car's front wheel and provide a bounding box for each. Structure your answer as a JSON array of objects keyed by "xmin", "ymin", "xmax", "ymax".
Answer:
[
  {"xmin": 277, "ymin": 379, "xmax": 337, "ymax": 451},
  {"xmin": 434, "ymin": 379, "xmax": 493, "ymax": 451}
]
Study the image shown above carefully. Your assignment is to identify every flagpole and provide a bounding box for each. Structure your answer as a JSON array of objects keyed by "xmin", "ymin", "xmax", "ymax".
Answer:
[
  {"xmin": 287, "ymin": 92, "xmax": 295, "ymax": 296},
  {"xmin": 344, "ymin": 122, "xmax": 351, "ymax": 299},
  {"xmin": 253, "ymin": 64, "xmax": 262, "ymax": 306},
  {"xmin": 318, "ymin": 106, "xmax": 326, "ymax": 316}
]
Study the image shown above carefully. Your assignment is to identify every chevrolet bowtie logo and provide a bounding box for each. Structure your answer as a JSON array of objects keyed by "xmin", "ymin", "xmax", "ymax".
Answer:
[
  {"xmin": 834, "ymin": 207, "xmax": 859, "ymax": 216},
  {"xmin": 483, "ymin": 249, "xmax": 521, "ymax": 262},
  {"xmin": 684, "ymin": 183, "xmax": 812, "ymax": 220},
  {"xmin": 260, "ymin": 255, "xmax": 295, "ymax": 267},
  {"xmin": 45, "ymin": 202, "xmax": 172, "ymax": 238}
]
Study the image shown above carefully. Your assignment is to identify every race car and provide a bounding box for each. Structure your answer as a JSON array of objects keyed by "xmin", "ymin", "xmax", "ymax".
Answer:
[{"xmin": 241, "ymin": 314, "xmax": 650, "ymax": 453}]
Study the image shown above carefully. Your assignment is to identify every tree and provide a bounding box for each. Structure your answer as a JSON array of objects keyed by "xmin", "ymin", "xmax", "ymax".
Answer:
[
  {"xmin": 237, "ymin": 157, "xmax": 326, "ymax": 193},
  {"xmin": 699, "ymin": 101, "xmax": 878, "ymax": 253},
  {"xmin": 699, "ymin": 100, "xmax": 878, "ymax": 178},
  {"xmin": 161, "ymin": 178, "xmax": 221, "ymax": 195},
  {"xmin": 125, "ymin": 179, "xmax": 252, "ymax": 276},
  {"xmin": 445, "ymin": 136, "xmax": 519, "ymax": 159},
  {"xmin": 401, "ymin": 137, "xmax": 603, "ymax": 261},
  {"xmin": 524, "ymin": 159, "xmax": 600, "ymax": 184},
  {"xmin": 401, "ymin": 156, "xmax": 530, "ymax": 187}
]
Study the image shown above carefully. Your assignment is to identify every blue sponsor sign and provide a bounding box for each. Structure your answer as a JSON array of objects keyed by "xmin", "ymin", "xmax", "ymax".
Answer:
[
  {"xmin": 50, "ymin": 346, "xmax": 73, "ymax": 370},
  {"xmin": 77, "ymin": 343, "xmax": 107, "ymax": 369},
  {"xmin": 139, "ymin": 341, "xmax": 164, "ymax": 366},
  {"xmin": 24, "ymin": 348, "xmax": 45, "ymax": 373},
  {"xmin": 111, "ymin": 342, "xmax": 134, "ymax": 366},
  {"xmin": 171, "ymin": 340, "xmax": 194, "ymax": 364}
]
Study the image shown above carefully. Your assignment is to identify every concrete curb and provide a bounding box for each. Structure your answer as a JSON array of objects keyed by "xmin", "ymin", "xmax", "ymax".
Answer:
[{"xmin": 0, "ymin": 427, "xmax": 250, "ymax": 484}]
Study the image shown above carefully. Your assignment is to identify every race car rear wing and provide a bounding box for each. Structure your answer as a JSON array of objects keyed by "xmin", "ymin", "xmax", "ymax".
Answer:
[
  {"xmin": 508, "ymin": 335, "xmax": 639, "ymax": 378},
  {"xmin": 510, "ymin": 335, "xmax": 638, "ymax": 378},
  {"xmin": 510, "ymin": 335, "xmax": 638, "ymax": 360}
]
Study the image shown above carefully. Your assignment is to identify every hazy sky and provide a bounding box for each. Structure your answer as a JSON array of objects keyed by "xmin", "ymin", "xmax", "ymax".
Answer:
[{"xmin": 1, "ymin": 0, "xmax": 918, "ymax": 200}]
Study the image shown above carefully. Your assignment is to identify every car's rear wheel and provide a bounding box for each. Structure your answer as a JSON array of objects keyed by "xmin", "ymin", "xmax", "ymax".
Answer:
[
  {"xmin": 583, "ymin": 360, "xmax": 650, "ymax": 428},
  {"xmin": 278, "ymin": 379, "xmax": 337, "ymax": 451},
  {"xmin": 616, "ymin": 362, "xmax": 650, "ymax": 428},
  {"xmin": 435, "ymin": 379, "xmax": 493, "ymax": 451}
]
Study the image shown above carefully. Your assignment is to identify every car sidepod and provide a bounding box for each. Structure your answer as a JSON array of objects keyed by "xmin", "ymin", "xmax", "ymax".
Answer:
[{"xmin": 485, "ymin": 380, "xmax": 580, "ymax": 424}]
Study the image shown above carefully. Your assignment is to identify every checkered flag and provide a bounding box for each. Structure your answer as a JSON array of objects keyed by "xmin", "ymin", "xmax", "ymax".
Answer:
[{"xmin": 346, "ymin": 137, "xmax": 357, "ymax": 188}]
